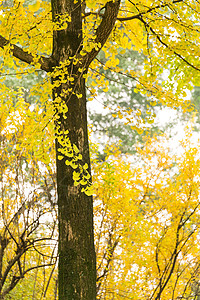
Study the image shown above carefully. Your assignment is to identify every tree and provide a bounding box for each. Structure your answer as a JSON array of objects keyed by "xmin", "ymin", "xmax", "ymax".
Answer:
[
  {"xmin": 0, "ymin": 96, "xmax": 57, "ymax": 299},
  {"xmin": 92, "ymin": 127, "xmax": 200, "ymax": 299},
  {"xmin": 0, "ymin": 1, "xmax": 199, "ymax": 299}
]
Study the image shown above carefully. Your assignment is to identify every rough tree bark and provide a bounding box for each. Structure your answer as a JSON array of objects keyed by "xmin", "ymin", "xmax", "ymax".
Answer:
[
  {"xmin": 51, "ymin": 1, "xmax": 120, "ymax": 298},
  {"xmin": 51, "ymin": 0, "xmax": 97, "ymax": 298},
  {"xmin": 0, "ymin": 1, "xmax": 121, "ymax": 299}
]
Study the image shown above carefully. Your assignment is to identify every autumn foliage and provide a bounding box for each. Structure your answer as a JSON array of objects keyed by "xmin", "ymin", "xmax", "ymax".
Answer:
[
  {"xmin": 0, "ymin": 0, "xmax": 199, "ymax": 299},
  {"xmin": 93, "ymin": 128, "xmax": 200, "ymax": 299},
  {"xmin": 0, "ymin": 96, "xmax": 57, "ymax": 299}
]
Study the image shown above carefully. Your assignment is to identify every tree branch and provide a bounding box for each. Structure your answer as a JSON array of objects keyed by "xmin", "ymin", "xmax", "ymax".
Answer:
[
  {"xmin": 0, "ymin": 35, "xmax": 54, "ymax": 72},
  {"xmin": 117, "ymin": 0, "xmax": 185, "ymax": 21},
  {"xmin": 139, "ymin": 16, "xmax": 200, "ymax": 72},
  {"xmin": 84, "ymin": 0, "xmax": 121, "ymax": 68},
  {"xmin": 1, "ymin": 263, "xmax": 55, "ymax": 298},
  {"xmin": 96, "ymin": 235, "xmax": 120, "ymax": 293}
]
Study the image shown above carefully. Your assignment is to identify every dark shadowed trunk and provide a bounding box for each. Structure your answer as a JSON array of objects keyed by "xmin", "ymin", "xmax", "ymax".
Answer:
[
  {"xmin": 53, "ymin": 81, "xmax": 96, "ymax": 299},
  {"xmin": 51, "ymin": 0, "xmax": 96, "ymax": 298},
  {"xmin": 50, "ymin": 0, "xmax": 120, "ymax": 299},
  {"xmin": 0, "ymin": 0, "xmax": 120, "ymax": 298}
]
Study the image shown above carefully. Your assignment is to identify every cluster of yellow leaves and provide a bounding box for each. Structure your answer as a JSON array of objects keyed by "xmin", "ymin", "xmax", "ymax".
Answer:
[
  {"xmin": 56, "ymin": 128, "xmax": 93, "ymax": 195},
  {"xmin": 0, "ymin": 0, "xmax": 52, "ymax": 62},
  {"xmin": 0, "ymin": 0, "xmax": 198, "ymax": 190},
  {"xmin": 127, "ymin": 1, "xmax": 199, "ymax": 87},
  {"xmin": 86, "ymin": 0, "xmax": 108, "ymax": 10},
  {"xmin": 86, "ymin": 0, "xmax": 199, "ymax": 134},
  {"xmin": 92, "ymin": 126, "xmax": 200, "ymax": 299}
]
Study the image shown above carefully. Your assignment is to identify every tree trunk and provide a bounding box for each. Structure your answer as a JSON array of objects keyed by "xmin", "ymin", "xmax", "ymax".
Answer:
[
  {"xmin": 54, "ymin": 80, "xmax": 96, "ymax": 300},
  {"xmin": 51, "ymin": 0, "xmax": 96, "ymax": 299},
  {"xmin": 50, "ymin": 0, "xmax": 121, "ymax": 298},
  {"xmin": 0, "ymin": 0, "xmax": 119, "ymax": 298}
]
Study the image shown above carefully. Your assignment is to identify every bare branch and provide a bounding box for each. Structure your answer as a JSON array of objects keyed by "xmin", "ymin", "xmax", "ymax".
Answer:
[
  {"xmin": 97, "ymin": 234, "xmax": 121, "ymax": 293},
  {"xmin": 1, "ymin": 263, "xmax": 55, "ymax": 298}
]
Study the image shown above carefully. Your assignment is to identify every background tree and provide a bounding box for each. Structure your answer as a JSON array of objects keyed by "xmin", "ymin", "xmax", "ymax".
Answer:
[
  {"xmin": 88, "ymin": 49, "xmax": 162, "ymax": 156},
  {"xmin": 0, "ymin": 95, "xmax": 57, "ymax": 299},
  {"xmin": 92, "ymin": 127, "xmax": 200, "ymax": 299}
]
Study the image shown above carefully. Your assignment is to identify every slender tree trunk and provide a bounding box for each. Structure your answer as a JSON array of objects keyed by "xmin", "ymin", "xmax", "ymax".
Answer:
[{"xmin": 51, "ymin": 0, "xmax": 96, "ymax": 298}]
